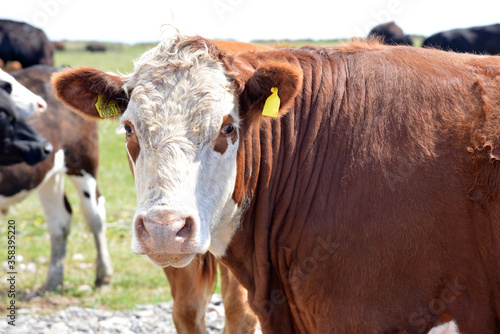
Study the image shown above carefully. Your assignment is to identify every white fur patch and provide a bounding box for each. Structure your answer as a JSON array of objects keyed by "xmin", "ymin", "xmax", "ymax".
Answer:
[
  {"xmin": 68, "ymin": 170, "xmax": 106, "ymax": 223},
  {"xmin": 68, "ymin": 170, "xmax": 112, "ymax": 278},
  {"xmin": 428, "ymin": 321, "xmax": 460, "ymax": 334}
]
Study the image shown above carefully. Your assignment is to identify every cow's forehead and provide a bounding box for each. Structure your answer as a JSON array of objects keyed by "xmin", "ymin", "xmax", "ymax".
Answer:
[{"xmin": 122, "ymin": 37, "xmax": 238, "ymax": 144}]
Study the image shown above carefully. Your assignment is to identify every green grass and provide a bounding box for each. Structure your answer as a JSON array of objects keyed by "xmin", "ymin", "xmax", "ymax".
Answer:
[{"xmin": 54, "ymin": 42, "xmax": 158, "ymax": 73}]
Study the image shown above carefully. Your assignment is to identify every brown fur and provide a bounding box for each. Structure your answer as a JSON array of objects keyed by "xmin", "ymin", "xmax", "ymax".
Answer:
[
  {"xmin": 215, "ymin": 42, "xmax": 500, "ymax": 333},
  {"xmin": 211, "ymin": 39, "xmax": 271, "ymax": 53},
  {"xmin": 12, "ymin": 66, "xmax": 100, "ymax": 180},
  {"xmin": 124, "ymin": 121, "xmax": 139, "ymax": 177},
  {"xmin": 163, "ymin": 254, "xmax": 217, "ymax": 334},
  {"xmin": 220, "ymin": 263, "xmax": 259, "ymax": 333},
  {"xmin": 214, "ymin": 115, "xmax": 238, "ymax": 154},
  {"xmin": 240, "ymin": 60, "xmax": 303, "ymax": 123},
  {"xmin": 51, "ymin": 67, "xmax": 128, "ymax": 119},
  {"xmin": 164, "ymin": 253, "xmax": 258, "ymax": 334}
]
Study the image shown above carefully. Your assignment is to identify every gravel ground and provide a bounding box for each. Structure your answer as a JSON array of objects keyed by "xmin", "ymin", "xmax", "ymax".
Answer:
[{"xmin": 0, "ymin": 294, "xmax": 262, "ymax": 334}]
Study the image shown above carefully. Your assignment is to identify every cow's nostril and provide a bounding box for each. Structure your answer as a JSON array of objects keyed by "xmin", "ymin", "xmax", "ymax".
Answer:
[
  {"xmin": 37, "ymin": 98, "xmax": 47, "ymax": 113},
  {"xmin": 43, "ymin": 142, "xmax": 53, "ymax": 155},
  {"xmin": 136, "ymin": 217, "xmax": 151, "ymax": 242},
  {"xmin": 176, "ymin": 216, "xmax": 194, "ymax": 239}
]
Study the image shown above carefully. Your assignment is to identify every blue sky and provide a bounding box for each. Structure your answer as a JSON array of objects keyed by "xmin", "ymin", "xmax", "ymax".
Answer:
[{"xmin": 2, "ymin": 0, "xmax": 500, "ymax": 43}]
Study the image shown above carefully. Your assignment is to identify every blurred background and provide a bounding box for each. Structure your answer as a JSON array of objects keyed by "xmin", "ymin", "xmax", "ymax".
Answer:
[{"xmin": 3, "ymin": 0, "xmax": 500, "ymax": 45}]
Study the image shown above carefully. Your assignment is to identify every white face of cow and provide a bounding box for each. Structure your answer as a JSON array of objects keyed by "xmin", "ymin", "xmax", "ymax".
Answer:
[{"xmin": 121, "ymin": 41, "xmax": 241, "ymax": 267}]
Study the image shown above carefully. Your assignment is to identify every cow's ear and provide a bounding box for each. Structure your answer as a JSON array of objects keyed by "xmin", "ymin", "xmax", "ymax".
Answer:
[
  {"xmin": 239, "ymin": 61, "xmax": 302, "ymax": 121},
  {"xmin": 51, "ymin": 67, "xmax": 128, "ymax": 120}
]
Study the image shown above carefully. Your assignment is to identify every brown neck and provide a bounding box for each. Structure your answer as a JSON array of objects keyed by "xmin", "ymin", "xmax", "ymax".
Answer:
[{"xmin": 222, "ymin": 48, "xmax": 348, "ymax": 331}]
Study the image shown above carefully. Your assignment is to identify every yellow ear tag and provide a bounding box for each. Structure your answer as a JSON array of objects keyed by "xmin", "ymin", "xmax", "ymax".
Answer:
[
  {"xmin": 95, "ymin": 94, "xmax": 121, "ymax": 118},
  {"xmin": 262, "ymin": 87, "xmax": 280, "ymax": 118}
]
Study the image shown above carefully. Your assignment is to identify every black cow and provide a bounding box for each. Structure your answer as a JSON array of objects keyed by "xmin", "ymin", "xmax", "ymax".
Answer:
[
  {"xmin": 368, "ymin": 21, "xmax": 413, "ymax": 46},
  {"xmin": 85, "ymin": 43, "xmax": 107, "ymax": 52},
  {"xmin": 0, "ymin": 19, "xmax": 54, "ymax": 68},
  {"xmin": 0, "ymin": 69, "xmax": 51, "ymax": 165},
  {"xmin": 423, "ymin": 23, "xmax": 500, "ymax": 55}
]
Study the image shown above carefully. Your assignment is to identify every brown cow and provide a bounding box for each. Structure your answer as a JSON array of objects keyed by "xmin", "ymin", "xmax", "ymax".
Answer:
[
  {"xmin": 52, "ymin": 40, "xmax": 66, "ymax": 51},
  {"xmin": 52, "ymin": 34, "xmax": 500, "ymax": 333}
]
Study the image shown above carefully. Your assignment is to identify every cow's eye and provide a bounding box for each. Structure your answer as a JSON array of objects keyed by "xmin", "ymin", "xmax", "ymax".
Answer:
[
  {"xmin": 124, "ymin": 124, "xmax": 133, "ymax": 134},
  {"xmin": 222, "ymin": 123, "xmax": 235, "ymax": 135}
]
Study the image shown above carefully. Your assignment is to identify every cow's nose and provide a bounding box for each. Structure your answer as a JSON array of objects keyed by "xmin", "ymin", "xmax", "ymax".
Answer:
[{"xmin": 133, "ymin": 210, "xmax": 195, "ymax": 254}]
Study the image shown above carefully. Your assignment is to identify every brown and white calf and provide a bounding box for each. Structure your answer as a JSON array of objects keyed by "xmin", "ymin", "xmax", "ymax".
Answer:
[
  {"xmin": 53, "ymin": 34, "xmax": 500, "ymax": 333},
  {"xmin": 1, "ymin": 65, "xmax": 112, "ymax": 291}
]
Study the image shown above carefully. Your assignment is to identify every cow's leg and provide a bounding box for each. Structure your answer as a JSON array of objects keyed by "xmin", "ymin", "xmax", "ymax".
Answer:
[
  {"xmin": 36, "ymin": 171, "xmax": 71, "ymax": 291},
  {"xmin": 68, "ymin": 173, "xmax": 113, "ymax": 287},
  {"xmin": 164, "ymin": 254, "xmax": 216, "ymax": 334},
  {"xmin": 220, "ymin": 263, "xmax": 259, "ymax": 334}
]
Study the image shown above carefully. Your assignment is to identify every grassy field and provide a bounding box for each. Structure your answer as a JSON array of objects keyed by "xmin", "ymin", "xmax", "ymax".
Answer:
[{"xmin": 54, "ymin": 42, "xmax": 157, "ymax": 74}]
